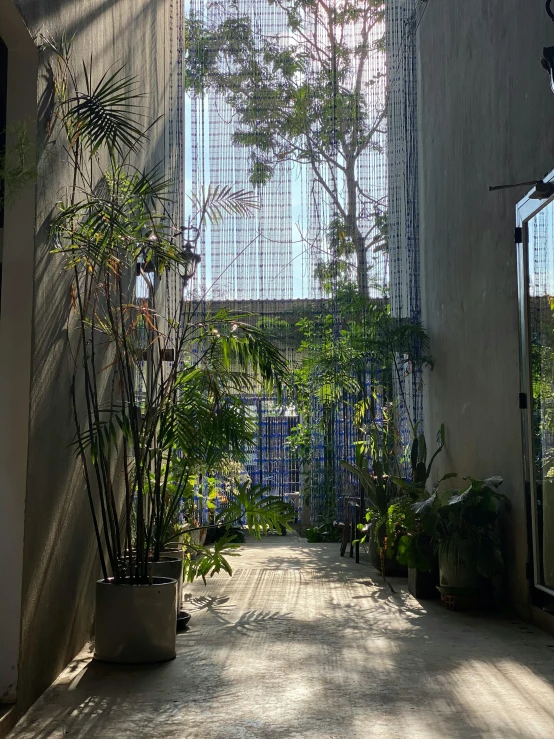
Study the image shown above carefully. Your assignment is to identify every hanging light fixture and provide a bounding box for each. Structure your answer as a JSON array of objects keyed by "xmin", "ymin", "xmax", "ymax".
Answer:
[
  {"xmin": 179, "ymin": 240, "xmax": 201, "ymax": 285},
  {"xmin": 542, "ymin": 1, "xmax": 554, "ymax": 92}
]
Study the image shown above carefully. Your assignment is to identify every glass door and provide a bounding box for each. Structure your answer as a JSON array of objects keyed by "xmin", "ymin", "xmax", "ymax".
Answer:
[{"xmin": 518, "ymin": 184, "xmax": 554, "ymax": 594}]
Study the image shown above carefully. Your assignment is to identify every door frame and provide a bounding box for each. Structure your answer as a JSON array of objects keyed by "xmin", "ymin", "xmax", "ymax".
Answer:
[{"xmin": 517, "ymin": 169, "xmax": 554, "ymax": 599}]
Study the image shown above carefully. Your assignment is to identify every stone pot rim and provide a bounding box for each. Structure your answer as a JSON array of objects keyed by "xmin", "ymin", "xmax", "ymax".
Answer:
[
  {"xmin": 148, "ymin": 556, "xmax": 182, "ymax": 564},
  {"xmin": 97, "ymin": 577, "xmax": 177, "ymax": 588}
]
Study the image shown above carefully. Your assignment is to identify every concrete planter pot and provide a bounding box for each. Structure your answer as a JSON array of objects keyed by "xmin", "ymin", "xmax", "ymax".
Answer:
[
  {"xmin": 408, "ymin": 566, "xmax": 439, "ymax": 599},
  {"xmin": 437, "ymin": 543, "xmax": 480, "ymax": 609},
  {"xmin": 407, "ymin": 537, "xmax": 439, "ymax": 599},
  {"xmin": 94, "ymin": 577, "xmax": 177, "ymax": 664},
  {"xmin": 149, "ymin": 556, "xmax": 183, "ymax": 614},
  {"xmin": 438, "ymin": 545, "xmax": 479, "ymax": 592}
]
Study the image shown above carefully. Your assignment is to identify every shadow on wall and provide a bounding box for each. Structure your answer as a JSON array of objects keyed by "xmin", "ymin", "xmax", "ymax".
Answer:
[{"xmin": 12, "ymin": 0, "xmax": 176, "ymax": 715}]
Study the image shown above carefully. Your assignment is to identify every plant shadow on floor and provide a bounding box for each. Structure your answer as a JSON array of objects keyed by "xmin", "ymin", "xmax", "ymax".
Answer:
[{"xmin": 10, "ymin": 539, "xmax": 554, "ymax": 739}]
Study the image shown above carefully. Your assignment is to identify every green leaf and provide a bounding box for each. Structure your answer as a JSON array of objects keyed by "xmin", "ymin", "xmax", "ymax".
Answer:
[{"xmin": 64, "ymin": 63, "xmax": 146, "ymax": 157}]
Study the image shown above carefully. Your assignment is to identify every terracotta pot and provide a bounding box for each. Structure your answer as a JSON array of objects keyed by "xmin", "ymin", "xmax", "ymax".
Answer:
[{"xmin": 95, "ymin": 577, "xmax": 177, "ymax": 664}]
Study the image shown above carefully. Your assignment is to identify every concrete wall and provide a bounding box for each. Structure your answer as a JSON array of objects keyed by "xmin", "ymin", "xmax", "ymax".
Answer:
[
  {"xmin": 417, "ymin": 0, "xmax": 554, "ymax": 614},
  {"xmin": 0, "ymin": 0, "xmax": 179, "ymax": 716},
  {"xmin": 0, "ymin": 0, "xmax": 37, "ymax": 707}
]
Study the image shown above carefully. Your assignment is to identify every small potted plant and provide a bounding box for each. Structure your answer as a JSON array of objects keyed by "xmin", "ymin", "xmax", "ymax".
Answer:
[{"xmin": 394, "ymin": 426, "xmax": 447, "ymax": 598}]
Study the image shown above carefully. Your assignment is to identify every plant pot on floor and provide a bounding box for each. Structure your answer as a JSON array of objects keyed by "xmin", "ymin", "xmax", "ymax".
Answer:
[
  {"xmin": 94, "ymin": 577, "xmax": 177, "ymax": 664},
  {"xmin": 408, "ymin": 565, "xmax": 439, "ymax": 600},
  {"xmin": 149, "ymin": 556, "xmax": 184, "ymax": 615},
  {"xmin": 407, "ymin": 537, "xmax": 439, "ymax": 599},
  {"xmin": 369, "ymin": 523, "xmax": 407, "ymax": 577},
  {"xmin": 437, "ymin": 544, "xmax": 480, "ymax": 610}
]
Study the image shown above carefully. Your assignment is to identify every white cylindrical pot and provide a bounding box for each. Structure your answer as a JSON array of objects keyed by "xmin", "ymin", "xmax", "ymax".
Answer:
[
  {"xmin": 95, "ymin": 577, "xmax": 177, "ymax": 664},
  {"xmin": 149, "ymin": 557, "xmax": 184, "ymax": 613}
]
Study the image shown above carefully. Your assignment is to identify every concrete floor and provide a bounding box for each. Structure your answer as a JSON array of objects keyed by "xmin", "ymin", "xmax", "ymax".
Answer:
[{"xmin": 8, "ymin": 534, "xmax": 554, "ymax": 738}]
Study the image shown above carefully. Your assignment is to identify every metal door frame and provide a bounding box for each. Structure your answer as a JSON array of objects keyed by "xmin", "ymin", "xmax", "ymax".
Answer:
[{"xmin": 517, "ymin": 170, "xmax": 554, "ymax": 597}]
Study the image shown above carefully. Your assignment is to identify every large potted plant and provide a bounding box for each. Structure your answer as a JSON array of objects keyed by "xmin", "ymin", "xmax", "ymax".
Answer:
[
  {"xmin": 404, "ymin": 476, "xmax": 507, "ymax": 609},
  {"xmin": 48, "ymin": 40, "xmax": 292, "ymax": 662},
  {"xmin": 431, "ymin": 476, "xmax": 507, "ymax": 609}
]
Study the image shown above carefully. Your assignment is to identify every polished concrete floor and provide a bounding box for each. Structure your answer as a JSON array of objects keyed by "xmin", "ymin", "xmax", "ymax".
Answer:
[{"xmin": 8, "ymin": 534, "xmax": 554, "ymax": 738}]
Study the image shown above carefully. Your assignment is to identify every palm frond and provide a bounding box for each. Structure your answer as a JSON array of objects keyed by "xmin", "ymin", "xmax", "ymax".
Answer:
[
  {"xmin": 218, "ymin": 481, "xmax": 295, "ymax": 538},
  {"xmin": 190, "ymin": 184, "xmax": 260, "ymax": 225},
  {"xmin": 63, "ymin": 63, "xmax": 145, "ymax": 157}
]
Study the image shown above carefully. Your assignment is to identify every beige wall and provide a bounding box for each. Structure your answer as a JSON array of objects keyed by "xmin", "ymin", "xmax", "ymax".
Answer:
[
  {"xmin": 0, "ymin": 0, "xmax": 179, "ymax": 716},
  {"xmin": 0, "ymin": 0, "xmax": 37, "ymax": 706},
  {"xmin": 417, "ymin": 0, "xmax": 554, "ymax": 615}
]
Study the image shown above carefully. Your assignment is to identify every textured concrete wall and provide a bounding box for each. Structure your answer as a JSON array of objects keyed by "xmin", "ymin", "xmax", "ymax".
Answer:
[
  {"xmin": 1, "ymin": 0, "xmax": 176, "ymax": 715},
  {"xmin": 0, "ymin": 0, "xmax": 37, "ymax": 707},
  {"xmin": 417, "ymin": 0, "xmax": 554, "ymax": 614}
]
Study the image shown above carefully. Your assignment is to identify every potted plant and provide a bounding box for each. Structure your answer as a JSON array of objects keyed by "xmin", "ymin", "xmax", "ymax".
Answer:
[
  {"xmin": 394, "ymin": 425, "xmax": 447, "ymax": 598},
  {"xmin": 403, "ymin": 475, "xmax": 507, "ymax": 609},
  {"xmin": 48, "ymin": 40, "xmax": 292, "ymax": 662},
  {"xmin": 431, "ymin": 476, "xmax": 507, "ymax": 609},
  {"xmin": 341, "ymin": 446, "xmax": 405, "ymax": 577}
]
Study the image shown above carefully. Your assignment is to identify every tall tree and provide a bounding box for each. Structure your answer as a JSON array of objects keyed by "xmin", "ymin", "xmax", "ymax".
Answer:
[{"xmin": 185, "ymin": 0, "xmax": 387, "ymax": 298}]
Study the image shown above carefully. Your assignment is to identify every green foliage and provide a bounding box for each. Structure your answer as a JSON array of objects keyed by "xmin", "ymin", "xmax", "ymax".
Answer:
[
  {"xmin": 181, "ymin": 480, "xmax": 295, "ymax": 585},
  {"xmin": 305, "ymin": 524, "xmax": 341, "ymax": 543},
  {"xmin": 61, "ymin": 62, "xmax": 146, "ymax": 157},
  {"xmin": 185, "ymin": 0, "xmax": 387, "ymax": 296},
  {"xmin": 341, "ymin": 427, "xmax": 447, "ymax": 575},
  {"xmin": 398, "ymin": 474, "xmax": 508, "ymax": 579},
  {"xmin": 287, "ymin": 304, "xmax": 431, "ymax": 519},
  {"xmin": 432, "ymin": 476, "xmax": 508, "ymax": 578},
  {"xmin": 48, "ymin": 40, "xmax": 290, "ymax": 583},
  {"xmin": 341, "ymin": 448, "xmax": 392, "ymax": 517},
  {"xmin": 51, "ymin": 165, "xmax": 183, "ymax": 273},
  {"xmin": 0, "ymin": 122, "xmax": 37, "ymax": 209},
  {"xmin": 392, "ymin": 425, "xmax": 446, "ymax": 499},
  {"xmin": 189, "ymin": 184, "xmax": 260, "ymax": 225},
  {"xmin": 217, "ymin": 480, "xmax": 295, "ymax": 538},
  {"xmin": 183, "ymin": 532, "xmax": 241, "ymax": 584}
]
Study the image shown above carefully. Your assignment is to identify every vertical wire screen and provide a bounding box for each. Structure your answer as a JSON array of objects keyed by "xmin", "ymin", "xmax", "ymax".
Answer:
[
  {"xmin": 387, "ymin": 0, "xmax": 423, "ymax": 461},
  {"xmin": 184, "ymin": 0, "xmax": 422, "ymax": 523}
]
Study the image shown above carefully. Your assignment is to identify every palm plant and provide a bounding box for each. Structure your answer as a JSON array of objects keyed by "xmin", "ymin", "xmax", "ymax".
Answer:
[
  {"xmin": 47, "ymin": 38, "xmax": 294, "ymax": 589},
  {"xmin": 183, "ymin": 481, "xmax": 294, "ymax": 583}
]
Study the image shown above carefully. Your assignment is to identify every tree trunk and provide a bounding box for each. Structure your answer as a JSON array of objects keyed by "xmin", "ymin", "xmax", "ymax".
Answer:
[{"xmin": 345, "ymin": 157, "xmax": 368, "ymax": 299}]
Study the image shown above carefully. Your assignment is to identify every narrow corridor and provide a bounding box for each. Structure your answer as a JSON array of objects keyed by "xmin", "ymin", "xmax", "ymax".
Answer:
[{"xmin": 9, "ymin": 535, "xmax": 554, "ymax": 738}]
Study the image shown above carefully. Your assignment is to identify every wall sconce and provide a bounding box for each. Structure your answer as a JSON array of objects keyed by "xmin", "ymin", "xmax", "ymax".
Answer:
[{"xmin": 178, "ymin": 241, "xmax": 201, "ymax": 285}]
